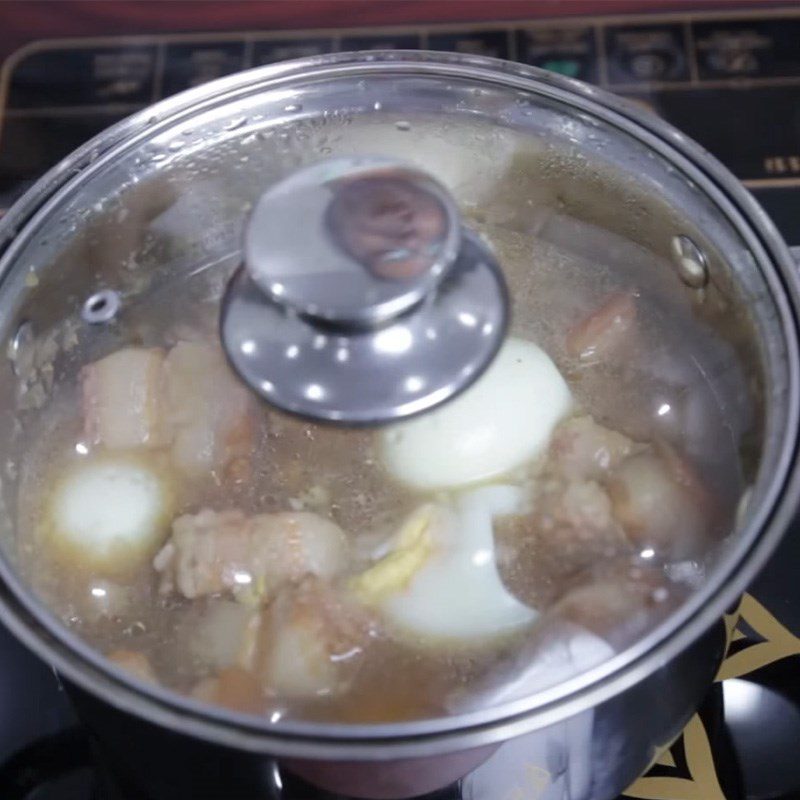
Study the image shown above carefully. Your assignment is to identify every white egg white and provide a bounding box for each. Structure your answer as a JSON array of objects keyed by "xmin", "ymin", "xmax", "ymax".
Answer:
[
  {"xmin": 47, "ymin": 455, "xmax": 172, "ymax": 572},
  {"xmin": 381, "ymin": 338, "xmax": 574, "ymax": 491},
  {"xmin": 381, "ymin": 485, "xmax": 537, "ymax": 642}
]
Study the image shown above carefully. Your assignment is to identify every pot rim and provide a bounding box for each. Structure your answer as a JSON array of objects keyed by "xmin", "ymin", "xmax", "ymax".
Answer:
[{"xmin": 0, "ymin": 50, "xmax": 798, "ymax": 760}]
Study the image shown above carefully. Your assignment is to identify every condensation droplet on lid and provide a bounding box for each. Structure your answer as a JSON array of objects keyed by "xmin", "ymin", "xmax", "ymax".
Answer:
[
  {"xmin": 652, "ymin": 587, "xmax": 669, "ymax": 603},
  {"xmin": 8, "ymin": 320, "xmax": 34, "ymax": 377},
  {"xmin": 284, "ymin": 103, "xmax": 302, "ymax": 113},
  {"xmin": 224, "ymin": 116, "xmax": 248, "ymax": 131},
  {"xmin": 735, "ymin": 486, "xmax": 753, "ymax": 528},
  {"xmin": 395, "ymin": 120, "xmax": 411, "ymax": 131}
]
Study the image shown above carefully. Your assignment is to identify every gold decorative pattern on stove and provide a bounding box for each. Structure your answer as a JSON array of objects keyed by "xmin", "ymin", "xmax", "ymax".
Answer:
[
  {"xmin": 624, "ymin": 715, "xmax": 725, "ymax": 800},
  {"xmin": 623, "ymin": 592, "xmax": 799, "ymax": 799},
  {"xmin": 716, "ymin": 593, "xmax": 800, "ymax": 681}
]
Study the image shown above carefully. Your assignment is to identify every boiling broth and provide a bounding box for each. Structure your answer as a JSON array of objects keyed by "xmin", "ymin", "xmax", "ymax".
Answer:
[{"xmin": 15, "ymin": 210, "xmax": 744, "ymax": 723}]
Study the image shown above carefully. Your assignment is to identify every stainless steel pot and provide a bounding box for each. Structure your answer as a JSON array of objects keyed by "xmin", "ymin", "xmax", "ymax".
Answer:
[{"xmin": 0, "ymin": 51, "xmax": 798, "ymax": 800}]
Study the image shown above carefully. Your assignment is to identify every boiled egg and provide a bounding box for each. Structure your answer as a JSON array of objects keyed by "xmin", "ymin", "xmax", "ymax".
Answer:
[
  {"xmin": 380, "ymin": 338, "xmax": 573, "ymax": 491},
  {"xmin": 45, "ymin": 455, "xmax": 172, "ymax": 573},
  {"xmin": 330, "ymin": 122, "xmax": 518, "ymax": 205},
  {"xmin": 352, "ymin": 485, "xmax": 536, "ymax": 643}
]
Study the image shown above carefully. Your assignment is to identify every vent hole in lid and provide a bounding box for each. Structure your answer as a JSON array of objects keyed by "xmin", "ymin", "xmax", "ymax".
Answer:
[{"xmin": 82, "ymin": 290, "xmax": 120, "ymax": 324}]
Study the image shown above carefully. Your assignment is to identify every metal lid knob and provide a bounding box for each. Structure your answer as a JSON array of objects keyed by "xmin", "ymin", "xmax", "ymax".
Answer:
[
  {"xmin": 245, "ymin": 158, "xmax": 461, "ymax": 327},
  {"xmin": 220, "ymin": 156, "xmax": 509, "ymax": 425}
]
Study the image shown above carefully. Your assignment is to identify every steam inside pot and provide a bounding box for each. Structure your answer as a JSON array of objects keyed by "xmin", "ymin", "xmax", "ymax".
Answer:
[{"xmin": 7, "ymin": 94, "xmax": 758, "ymax": 726}]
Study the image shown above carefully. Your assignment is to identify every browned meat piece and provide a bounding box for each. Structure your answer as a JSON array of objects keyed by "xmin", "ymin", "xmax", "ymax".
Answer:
[
  {"xmin": 607, "ymin": 442, "xmax": 717, "ymax": 560},
  {"xmin": 495, "ymin": 478, "xmax": 631, "ymax": 608},
  {"xmin": 532, "ymin": 478, "xmax": 632, "ymax": 594},
  {"xmin": 499, "ymin": 424, "xmax": 718, "ymax": 607},
  {"xmin": 80, "ymin": 341, "xmax": 256, "ymax": 483},
  {"xmin": 565, "ymin": 290, "xmax": 637, "ymax": 364},
  {"xmin": 188, "ymin": 578, "xmax": 375, "ymax": 703},
  {"xmin": 162, "ymin": 341, "xmax": 255, "ymax": 482},
  {"xmin": 106, "ymin": 649, "xmax": 159, "ymax": 684},
  {"xmin": 82, "ymin": 348, "xmax": 168, "ymax": 450},
  {"xmin": 548, "ymin": 415, "xmax": 638, "ymax": 481},
  {"xmin": 253, "ymin": 577, "xmax": 376, "ymax": 698},
  {"xmin": 177, "ymin": 599, "xmax": 262, "ymax": 673},
  {"xmin": 547, "ymin": 559, "xmax": 685, "ymax": 651},
  {"xmin": 191, "ymin": 666, "xmax": 264, "ymax": 713},
  {"xmin": 154, "ymin": 509, "xmax": 348, "ymax": 601}
]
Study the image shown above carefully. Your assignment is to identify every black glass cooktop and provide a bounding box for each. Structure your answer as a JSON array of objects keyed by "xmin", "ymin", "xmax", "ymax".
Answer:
[{"xmin": 0, "ymin": 7, "xmax": 799, "ymax": 800}]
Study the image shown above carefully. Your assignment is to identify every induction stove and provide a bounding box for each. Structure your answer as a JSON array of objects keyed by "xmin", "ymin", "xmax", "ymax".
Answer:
[{"xmin": 0, "ymin": 6, "xmax": 799, "ymax": 800}]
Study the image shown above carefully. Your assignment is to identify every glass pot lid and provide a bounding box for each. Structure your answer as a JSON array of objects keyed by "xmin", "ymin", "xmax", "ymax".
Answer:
[{"xmin": 0, "ymin": 51, "xmax": 795, "ymax": 752}]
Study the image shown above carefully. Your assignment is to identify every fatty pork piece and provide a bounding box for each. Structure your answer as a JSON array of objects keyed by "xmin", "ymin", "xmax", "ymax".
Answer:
[
  {"xmin": 565, "ymin": 290, "xmax": 638, "ymax": 365},
  {"xmin": 254, "ymin": 576, "xmax": 375, "ymax": 698},
  {"xmin": 81, "ymin": 348, "xmax": 168, "ymax": 450},
  {"xmin": 548, "ymin": 414, "xmax": 639, "ymax": 482},
  {"xmin": 545, "ymin": 414, "xmax": 720, "ymax": 563},
  {"xmin": 81, "ymin": 341, "xmax": 255, "ymax": 481},
  {"xmin": 191, "ymin": 667, "xmax": 263, "ymax": 714},
  {"xmin": 106, "ymin": 649, "xmax": 159, "ymax": 685},
  {"xmin": 606, "ymin": 441, "xmax": 720, "ymax": 560},
  {"xmin": 162, "ymin": 341, "xmax": 254, "ymax": 481},
  {"xmin": 191, "ymin": 578, "xmax": 375, "ymax": 705},
  {"xmin": 547, "ymin": 558, "xmax": 686, "ymax": 651},
  {"xmin": 497, "ymin": 415, "xmax": 718, "ymax": 605},
  {"xmin": 154, "ymin": 508, "xmax": 348, "ymax": 602},
  {"xmin": 496, "ymin": 476, "xmax": 631, "ymax": 608}
]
